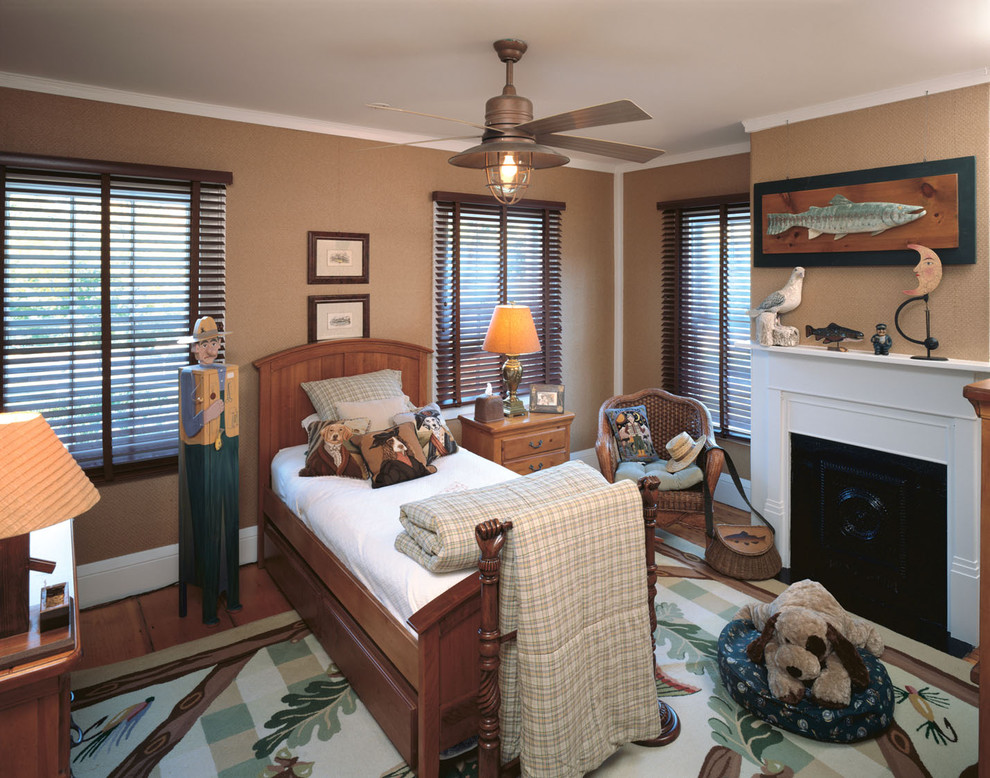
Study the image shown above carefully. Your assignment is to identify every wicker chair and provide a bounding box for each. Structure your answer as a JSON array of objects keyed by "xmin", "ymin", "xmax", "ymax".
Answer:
[{"xmin": 596, "ymin": 388, "xmax": 725, "ymax": 527}]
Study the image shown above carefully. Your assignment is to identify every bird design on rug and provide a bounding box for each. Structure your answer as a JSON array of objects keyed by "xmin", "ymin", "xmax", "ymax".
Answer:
[
  {"xmin": 750, "ymin": 266, "xmax": 805, "ymax": 318},
  {"xmin": 72, "ymin": 696, "xmax": 155, "ymax": 763}
]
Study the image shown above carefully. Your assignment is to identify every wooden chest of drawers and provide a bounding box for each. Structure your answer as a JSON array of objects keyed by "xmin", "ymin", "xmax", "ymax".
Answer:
[{"xmin": 458, "ymin": 411, "xmax": 574, "ymax": 475}]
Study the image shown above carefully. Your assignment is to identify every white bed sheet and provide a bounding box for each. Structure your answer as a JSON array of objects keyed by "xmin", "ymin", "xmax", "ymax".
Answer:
[{"xmin": 271, "ymin": 445, "xmax": 518, "ymax": 631}]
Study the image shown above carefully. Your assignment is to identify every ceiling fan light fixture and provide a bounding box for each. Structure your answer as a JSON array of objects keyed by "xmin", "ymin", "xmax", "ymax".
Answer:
[
  {"xmin": 449, "ymin": 139, "xmax": 568, "ymax": 205},
  {"xmin": 486, "ymin": 150, "xmax": 531, "ymax": 205}
]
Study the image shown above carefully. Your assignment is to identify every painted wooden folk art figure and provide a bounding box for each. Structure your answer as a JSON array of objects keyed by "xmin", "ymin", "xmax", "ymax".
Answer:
[{"xmin": 178, "ymin": 316, "xmax": 242, "ymax": 625}]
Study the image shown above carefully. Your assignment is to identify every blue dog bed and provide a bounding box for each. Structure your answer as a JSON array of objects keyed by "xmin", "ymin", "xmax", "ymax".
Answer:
[{"xmin": 717, "ymin": 618, "xmax": 895, "ymax": 742}]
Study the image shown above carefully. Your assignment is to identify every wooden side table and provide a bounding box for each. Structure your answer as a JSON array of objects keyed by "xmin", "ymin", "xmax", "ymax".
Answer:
[
  {"xmin": 0, "ymin": 519, "xmax": 81, "ymax": 778},
  {"xmin": 459, "ymin": 411, "xmax": 574, "ymax": 475}
]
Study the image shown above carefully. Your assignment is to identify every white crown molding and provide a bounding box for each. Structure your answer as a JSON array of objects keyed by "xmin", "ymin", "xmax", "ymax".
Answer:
[
  {"xmin": 615, "ymin": 141, "xmax": 753, "ymax": 174},
  {"xmin": 742, "ymin": 68, "xmax": 990, "ymax": 134}
]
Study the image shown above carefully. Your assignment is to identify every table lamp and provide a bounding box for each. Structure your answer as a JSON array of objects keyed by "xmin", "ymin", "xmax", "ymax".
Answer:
[
  {"xmin": 482, "ymin": 303, "xmax": 541, "ymax": 417},
  {"xmin": 0, "ymin": 412, "xmax": 100, "ymax": 638}
]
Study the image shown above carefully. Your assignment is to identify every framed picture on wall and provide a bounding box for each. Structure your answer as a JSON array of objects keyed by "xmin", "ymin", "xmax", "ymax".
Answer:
[
  {"xmin": 308, "ymin": 231, "xmax": 369, "ymax": 283},
  {"xmin": 529, "ymin": 383, "xmax": 565, "ymax": 413},
  {"xmin": 308, "ymin": 294, "xmax": 370, "ymax": 342}
]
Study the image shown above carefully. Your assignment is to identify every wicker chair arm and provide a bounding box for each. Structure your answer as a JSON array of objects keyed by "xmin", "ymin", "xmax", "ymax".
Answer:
[{"xmin": 701, "ymin": 444, "xmax": 725, "ymax": 496}]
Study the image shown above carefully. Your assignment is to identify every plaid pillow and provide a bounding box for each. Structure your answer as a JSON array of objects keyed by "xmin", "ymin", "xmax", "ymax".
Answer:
[{"xmin": 301, "ymin": 369, "xmax": 413, "ymax": 421}]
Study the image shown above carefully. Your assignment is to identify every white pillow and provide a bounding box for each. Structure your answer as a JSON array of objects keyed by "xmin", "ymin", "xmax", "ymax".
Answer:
[
  {"xmin": 301, "ymin": 412, "xmax": 320, "ymax": 430},
  {"xmin": 336, "ymin": 395, "xmax": 412, "ymax": 432}
]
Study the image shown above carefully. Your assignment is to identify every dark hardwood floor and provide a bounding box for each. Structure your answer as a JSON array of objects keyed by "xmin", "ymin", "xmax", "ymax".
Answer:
[{"xmin": 77, "ymin": 564, "xmax": 291, "ymax": 672}]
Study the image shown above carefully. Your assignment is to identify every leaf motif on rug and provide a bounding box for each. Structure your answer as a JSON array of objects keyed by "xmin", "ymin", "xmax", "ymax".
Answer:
[
  {"xmin": 253, "ymin": 672, "xmax": 357, "ymax": 759},
  {"xmin": 707, "ymin": 693, "xmax": 786, "ymax": 771},
  {"xmin": 656, "ymin": 599, "xmax": 720, "ymax": 679}
]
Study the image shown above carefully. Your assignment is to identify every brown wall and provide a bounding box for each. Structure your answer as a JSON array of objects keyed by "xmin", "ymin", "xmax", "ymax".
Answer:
[
  {"xmin": 751, "ymin": 85, "xmax": 990, "ymax": 361},
  {"xmin": 622, "ymin": 153, "xmax": 752, "ymax": 475},
  {"xmin": 0, "ymin": 87, "xmax": 615, "ymax": 565}
]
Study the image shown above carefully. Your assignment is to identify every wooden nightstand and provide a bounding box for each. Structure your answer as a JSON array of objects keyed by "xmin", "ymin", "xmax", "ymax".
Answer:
[
  {"xmin": 459, "ymin": 410, "xmax": 574, "ymax": 475},
  {"xmin": 0, "ymin": 520, "xmax": 80, "ymax": 778}
]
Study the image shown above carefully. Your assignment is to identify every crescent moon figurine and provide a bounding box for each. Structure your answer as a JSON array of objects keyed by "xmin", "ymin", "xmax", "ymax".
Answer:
[{"xmin": 903, "ymin": 244, "xmax": 942, "ymax": 296}]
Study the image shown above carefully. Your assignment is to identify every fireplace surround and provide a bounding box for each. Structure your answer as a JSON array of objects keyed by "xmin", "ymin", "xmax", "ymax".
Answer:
[{"xmin": 750, "ymin": 343, "xmax": 990, "ymax": 647}]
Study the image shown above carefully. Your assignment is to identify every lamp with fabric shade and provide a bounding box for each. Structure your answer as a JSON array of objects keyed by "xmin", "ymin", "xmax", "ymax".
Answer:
[
  {"xmin": 0, "ymin": 412, "xmax": 100, "ymax": 638},
  {"xmin": 483, "ymin": 304, "xmax": 541, "ymax": 417}
]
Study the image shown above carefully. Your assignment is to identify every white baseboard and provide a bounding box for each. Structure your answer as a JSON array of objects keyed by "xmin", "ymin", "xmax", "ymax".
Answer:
[
  {"xmin": 76, "ymin": 526, "xmax": 259, "ymax": 609},
  {"xmin": 714, "ymin": 471, "xmax": 751, "ymax": 513},
  {"xmin": 570, "ymin": 447, "xmax": 599, "ymax": 467}
]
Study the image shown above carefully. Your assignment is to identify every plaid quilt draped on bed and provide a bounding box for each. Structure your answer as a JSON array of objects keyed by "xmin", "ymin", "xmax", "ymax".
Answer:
[
  {"xmin": 395, "ymin": 460, "xmax": 608, "ymax": 572},
  {"xmin": 497, "ymin": 479, "xmax": 662, "ymax": 777}
]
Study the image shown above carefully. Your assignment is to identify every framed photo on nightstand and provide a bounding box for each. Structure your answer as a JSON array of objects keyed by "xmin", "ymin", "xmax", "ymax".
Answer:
[{"xmin": 530, "ymin": 383, "xmax": 564, "ymax": 413}]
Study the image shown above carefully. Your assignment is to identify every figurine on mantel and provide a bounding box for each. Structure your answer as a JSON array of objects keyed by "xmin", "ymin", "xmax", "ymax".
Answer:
[
  {"xmin": 805, "ymin": 322, "xmax": 864, "ymax": 352},
  {"xmin": 871, "ymin": 323, "xmax": 893, "ymax": 355},
  {"xmin": 751, "ymin": 266, "xmax": 805, "ymax": 347}
]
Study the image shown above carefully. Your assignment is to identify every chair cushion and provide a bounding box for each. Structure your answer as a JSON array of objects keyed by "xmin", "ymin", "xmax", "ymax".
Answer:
[
  {"xmin": 717, "ymin": 618, "xmax": 894, "ymax": 743},
  {"xmin": 614, "ymin": 460, "xmax": 703, "ymax": 490},
  {"xmin": 603, "ymin": 405, "xmax": 660, "ymax": 463}
]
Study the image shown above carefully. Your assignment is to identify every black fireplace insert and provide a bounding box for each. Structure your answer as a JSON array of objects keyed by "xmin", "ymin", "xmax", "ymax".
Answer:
[{"xmin": 790, "ymin": 433, "xmax": 950, "ymax": 651}]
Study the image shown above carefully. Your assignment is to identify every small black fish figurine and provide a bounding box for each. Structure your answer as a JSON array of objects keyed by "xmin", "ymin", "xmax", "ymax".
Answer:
[{"xmin": 805, "ymin": 322, "xmax": 864, "ymax": 352}]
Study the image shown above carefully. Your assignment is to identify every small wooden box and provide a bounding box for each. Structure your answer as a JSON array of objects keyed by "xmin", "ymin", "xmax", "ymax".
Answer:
[
  {"xmin": 39, "ymin": 583, "xmax": 70, "ymax": 632},
  {"xmin": 474, "ymin": 394, "xmax": 504, "ymax": 423}
]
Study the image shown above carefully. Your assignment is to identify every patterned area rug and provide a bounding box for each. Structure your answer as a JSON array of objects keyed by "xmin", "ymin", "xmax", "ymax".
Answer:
[{"xmin": 70, "ymin": 550, "xmax": 978, "ymax": 777}]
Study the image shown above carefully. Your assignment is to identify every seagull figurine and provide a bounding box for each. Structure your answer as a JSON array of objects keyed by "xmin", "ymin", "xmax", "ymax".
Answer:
[{"xmin": 749, "ymin": 266, "xmax": 805, "ymax": 318}]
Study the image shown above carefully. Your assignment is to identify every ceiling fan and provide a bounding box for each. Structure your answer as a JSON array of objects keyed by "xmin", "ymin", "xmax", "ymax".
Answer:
[{"xmin": 368, "ymin": 38, "xmax": 665, "ymax": 204}]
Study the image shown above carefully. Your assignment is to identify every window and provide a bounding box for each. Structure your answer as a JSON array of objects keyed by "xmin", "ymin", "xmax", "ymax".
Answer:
[
  {"xmin": 658, "ymin": 195, "xmax": 752, "ymax": 439},
  {"xmin": 1, "ymin": 153, "xmax": 231, "ymax": 481},
  {"xmin": 433, "ymin": 191, "xmax": 563, "ymax": 407}
]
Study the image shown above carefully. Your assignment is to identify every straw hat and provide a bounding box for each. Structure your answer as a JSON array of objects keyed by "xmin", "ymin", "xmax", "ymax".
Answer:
[
  {"xmin": 178, "ymin": 316, "xmax": 228, "ymax": 344},
  {"xmin": 665, "ymin": 431, "xmax": 705, "ymax": 473}
]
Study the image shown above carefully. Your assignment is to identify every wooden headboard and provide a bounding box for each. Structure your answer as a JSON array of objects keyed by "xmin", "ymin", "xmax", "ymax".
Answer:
[{"xmin": 253, "ymin": 338, "xmax": 432, "ymax": 492}]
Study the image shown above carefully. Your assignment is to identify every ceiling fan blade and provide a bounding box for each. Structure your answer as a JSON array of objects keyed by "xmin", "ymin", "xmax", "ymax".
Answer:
[
  {"xmin": 366, "ymin": 103, "xmax": 503, "ymax": 134},
  {"xmin": 516, "ymin": 99, "xmax": 651, "ymax": 137},
  {"xmin": 361, "ymin": 135, "xmax": 482, "ymax": 151},
  {"xmin": 538, "ymin": 133, "xmax": 665, "ymax": 163}
]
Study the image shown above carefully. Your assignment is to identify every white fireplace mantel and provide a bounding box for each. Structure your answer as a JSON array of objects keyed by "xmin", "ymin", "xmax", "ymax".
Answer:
[{"xmin": 749, "ymin": 343, "xmax": 990, "ymax": 646}]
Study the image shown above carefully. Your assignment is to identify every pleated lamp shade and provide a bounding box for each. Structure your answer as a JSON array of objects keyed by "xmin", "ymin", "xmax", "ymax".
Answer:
[
  {"xmin": 0, "ymin": 411, "xmax": 100, "ymax": 538},
  {"xmin": 482, "ymin": 304, "xmax": 541, "ymax": 356}
]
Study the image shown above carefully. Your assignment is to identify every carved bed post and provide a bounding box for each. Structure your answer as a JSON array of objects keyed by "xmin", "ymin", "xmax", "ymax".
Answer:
[
  {"xmin": 476, "ymin": 518, "xmax": 513, "ymax": 778},
  {"xmin": 635, "ymin": 475, "xmax": 681, "ymax": 746}
]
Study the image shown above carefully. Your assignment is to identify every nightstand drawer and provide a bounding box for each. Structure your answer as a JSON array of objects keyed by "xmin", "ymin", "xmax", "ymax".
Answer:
[
  {"xmin": 504, "ymin": 450, "xmax": 569, "ymax": 475},
  {"xmin": 501, "ymin": 425, "xmax": 568, "ymax": 462}
]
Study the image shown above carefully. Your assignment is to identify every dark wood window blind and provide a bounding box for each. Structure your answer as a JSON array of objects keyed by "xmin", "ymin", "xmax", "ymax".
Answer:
[
  {"xmin": 1, "ymin": 153, "xmax": 231, "ymax": 481},
  {"xmin": 658, "ymin": 195, "xmax": 752, "ymax": 439},
  {"xmin": 433, "ymin": 191, "xmax": 563, "ymax": 407}
]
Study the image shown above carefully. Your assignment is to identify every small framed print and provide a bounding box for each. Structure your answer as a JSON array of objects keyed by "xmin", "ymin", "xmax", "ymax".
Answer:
[
  {"xmin": 308, "ymin": 231, "xmax": 369, "ymax": 283},
  {"xmin": 308, "ymin": 294, "xmax": 369, "ymax": 342},
  {"xmin": 529, "ymin": 383, "xmax": 565, "ymax": 413}
]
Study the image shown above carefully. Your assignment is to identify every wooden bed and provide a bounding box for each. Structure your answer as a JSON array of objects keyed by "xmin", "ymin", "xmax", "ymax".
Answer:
[{"xmin": 254, "ymin": 338, "xmax": 671, "ymax": 776}]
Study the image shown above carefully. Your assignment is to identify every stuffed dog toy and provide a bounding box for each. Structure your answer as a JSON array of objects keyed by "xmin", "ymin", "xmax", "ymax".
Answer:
[{"xmin": 735, "ymin": 579, "xmax": 884, "ymax": 708}]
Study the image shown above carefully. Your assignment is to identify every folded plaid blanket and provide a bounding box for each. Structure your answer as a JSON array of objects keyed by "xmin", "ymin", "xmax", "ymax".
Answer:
[
  {"xmin": 499, "ymin": 479, "xmax": 662, "ymax": 776},
  {"xmin": 394, "ymin": 460, "xmax": 608, "ymax": 572}
]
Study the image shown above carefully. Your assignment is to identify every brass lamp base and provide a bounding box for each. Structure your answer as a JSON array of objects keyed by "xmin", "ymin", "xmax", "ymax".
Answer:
[{"xmin": 501, "ymin": 355, "xmax": 528, "ymax": 417}]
